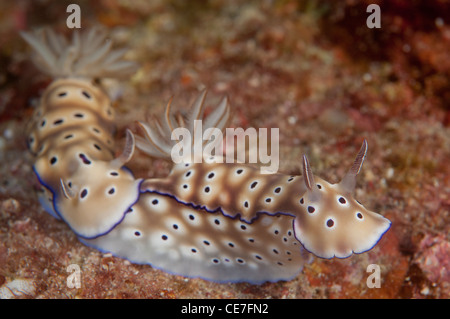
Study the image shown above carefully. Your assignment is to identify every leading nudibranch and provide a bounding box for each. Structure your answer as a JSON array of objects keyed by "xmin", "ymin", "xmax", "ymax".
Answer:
[
  {"xmin": 21, "ymin": 27, "xmax": 391, "ymax": 283},
  {"xmin": 136, "ymin": 99, "xmax": 391, "ymax": 259}
]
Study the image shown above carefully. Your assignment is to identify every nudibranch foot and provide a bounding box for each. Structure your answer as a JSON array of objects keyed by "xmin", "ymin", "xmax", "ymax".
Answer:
[{"xmin": 83, "ymin": 192, "xmax": 311, "ymax": 284}]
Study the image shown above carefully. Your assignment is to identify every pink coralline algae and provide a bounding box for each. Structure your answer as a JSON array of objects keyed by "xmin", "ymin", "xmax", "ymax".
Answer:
[{"xmin": 413, "ymin": 234, "xmax": 449, "ymax": 285}]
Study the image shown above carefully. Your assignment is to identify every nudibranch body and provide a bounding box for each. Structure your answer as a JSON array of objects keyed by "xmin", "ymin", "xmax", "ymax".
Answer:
[
  {"xmin": 22, "ymin": 27, "xmax": 390, "ymax": 284},
  {"xmin": 138, "ymin": 132, "xmax": 390, "ymax": 260}
]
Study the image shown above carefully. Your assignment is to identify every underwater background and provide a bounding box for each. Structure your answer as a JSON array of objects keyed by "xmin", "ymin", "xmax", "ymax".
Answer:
[{"xmin": 0, "ymin": 0, "xmax": 448, "ymax": 298}]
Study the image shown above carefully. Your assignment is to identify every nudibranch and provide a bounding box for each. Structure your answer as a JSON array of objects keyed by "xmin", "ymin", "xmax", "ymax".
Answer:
[
  {"xmin": 136, "ymin": 101, "xmax": 391, "ymax": 259},
  {"xmin": 22, "ymin": 27, "xmax": 142, "ymax": 239},
  {"xmin": 22, "ymin": 27, "xmax": 391, "ymax": 284}
]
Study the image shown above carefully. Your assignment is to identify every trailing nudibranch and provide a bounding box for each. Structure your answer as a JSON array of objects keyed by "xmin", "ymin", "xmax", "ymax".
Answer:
[
  {"xmin": 22, "ymin": 27, "xmax": 142, "ymax": 239},
  {"xmin": 22, "ymin": 27, "xmax": 391, "ymax": 284}
]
